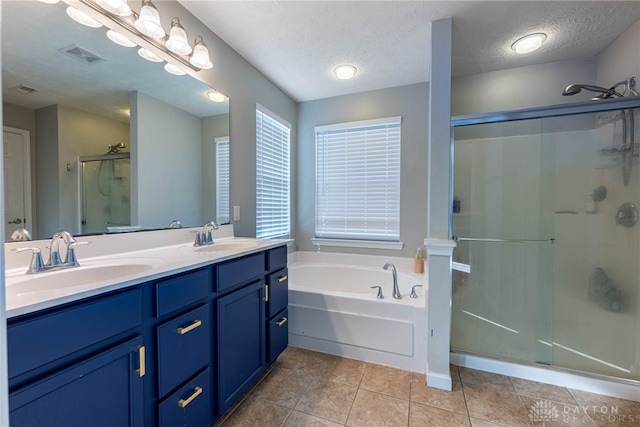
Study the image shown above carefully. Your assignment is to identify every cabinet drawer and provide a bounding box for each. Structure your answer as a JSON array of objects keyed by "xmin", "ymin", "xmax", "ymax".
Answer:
[
  {"xmin": 8, "ymin": 288, "xmax": 142, "ymax": 380},
  {"xmin": 215, "ymin": 253, "xmax": 265, "ymax": 292},
  {"xmin": 268, "ymin": 308, "xmax": 289, "ymax": 364},
  {"xmin": 267, "ymin": 245, "xmax": 287, "ymax": 271},
  {"xmin": 156, "ymin": 268, "xmax": 210, "ymax": 318},
  {"xmin": 157, "ymin": 305, "xmax": 210, "ymax": 397},
  {"xmin": 159, "ymin": 368, "xmax": 212, "ymax": 427},
  {"xmin": 267, "ymin": 268, "xmax": 288, "ymax": 318}
]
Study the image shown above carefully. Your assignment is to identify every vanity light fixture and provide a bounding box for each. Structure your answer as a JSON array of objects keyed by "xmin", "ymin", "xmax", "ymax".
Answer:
[
  {"xmin": 166, "ymin": 18, "xmax": 192, "ymax": 55},
  {"xmin": 106, "ymin": 29, "xmax": 137, "ymax": 47},
  {"xmin": 206, "ymin": 90, "xmax": 227, "ymax": 103},
  {"xmin": 96, "ymin": 0, "xmax": 132, "ymax": 17},
  {"xmin": 67, "ymin": 6, "xmax": 103, "ymax": 28},
  {"xmin": 138, "ymin": 47, "xmax": 163, "ymax": 62},
  {"xmin": 190, "ymin": 36, "xmax": 213, "ymax": 69},
  {"xmin": 38, "ymin": 0, "xmax": 60, "ymax": 4},
  {"xmin": 511, "ymin": 33, "xmax": 547, "ymax": 54},
  {"xmin": 164, "ymin": 63, "xmax": 186, "ymax": 76},
  {"xmin": 134, "ymin": 0, "xmax": 165, "ymax": 39},
  {"xmin": 334, "ymin": 64, "xmax": 357, "ymax": 80}
]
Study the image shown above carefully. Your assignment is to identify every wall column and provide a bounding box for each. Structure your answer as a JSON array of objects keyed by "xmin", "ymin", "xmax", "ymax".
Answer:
[{"xmin": 425, "ymin": 17, "xmax": 456, "ymax": 391}]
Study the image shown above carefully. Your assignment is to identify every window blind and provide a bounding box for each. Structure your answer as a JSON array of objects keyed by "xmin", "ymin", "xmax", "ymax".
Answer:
[
  {"xmin": 256, "ymin": 106, "xmax": 291, "ymax": 239},
  {"xmin": 315, "ymin": 117, "xmax": 401, "ymax": 241},
  {"xmin": 215, "ymin": 138, "xmax": 230, "ymax": 225}
]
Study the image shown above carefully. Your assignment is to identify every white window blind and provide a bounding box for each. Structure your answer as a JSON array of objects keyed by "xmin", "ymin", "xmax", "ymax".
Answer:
[
  {"xmin": 256, "ymin": 105, "xmax": 291, "ymax": 239},
  {"xmin": 315, "ymin": 117, "xmax": 401, "ymax": 241},
  {"xmin": 215, "ymin": 137, "xmax": 230, "ymax": 225}
]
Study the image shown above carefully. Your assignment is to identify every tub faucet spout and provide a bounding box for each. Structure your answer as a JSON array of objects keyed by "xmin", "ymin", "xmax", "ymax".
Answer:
[{"xmin": 383, "ymin": 262, "xmax": 402, "ymax": 299}]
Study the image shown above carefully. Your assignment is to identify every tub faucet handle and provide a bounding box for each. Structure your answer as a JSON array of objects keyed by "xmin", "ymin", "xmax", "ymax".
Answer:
[
  {"xmin": 371, "ymin": 285, "xmax": 384, "ymax": 299},
  {"xmin": 410, "ymin": 284, "xmax": 423, "ymax": 299}
]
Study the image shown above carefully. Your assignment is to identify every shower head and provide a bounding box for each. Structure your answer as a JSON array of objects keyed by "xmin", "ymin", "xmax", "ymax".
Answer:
[
  {"xmin": 562, "ymin": 83, "xmax": 617, "ymax": 98},
  {"xmin": 106, "ymin": 142, "xmax": 127, "ymax": 154}
]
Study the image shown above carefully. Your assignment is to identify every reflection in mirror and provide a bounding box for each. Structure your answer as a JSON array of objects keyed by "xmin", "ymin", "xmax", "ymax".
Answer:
[{"xmin": 2, "ymin": 0, "xmax": 230, "ymax": 241}]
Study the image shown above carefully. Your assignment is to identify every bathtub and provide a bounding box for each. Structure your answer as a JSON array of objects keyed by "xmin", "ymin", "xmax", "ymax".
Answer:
[{"xmin": 287, "ymin": 251, "xmax": 427, "ymax": 372}]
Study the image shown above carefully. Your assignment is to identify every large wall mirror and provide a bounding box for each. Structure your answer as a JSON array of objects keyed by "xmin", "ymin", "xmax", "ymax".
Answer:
[{"xmin": 2, "ymin": 0, "xmax": 230, "ymax": 241}]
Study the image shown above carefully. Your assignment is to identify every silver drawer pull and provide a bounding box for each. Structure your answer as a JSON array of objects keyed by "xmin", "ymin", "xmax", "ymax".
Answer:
[
  {"xmin": 276, "ymin": 317, "xmax": 288, "ymax": 327},
  {"xmin": 178, "ymin": 386, "xmax": 203, "ymax": 408},
  {"xmin": 277, "ymin": 275, "xmax": 288, "ymax": 283},
  {"xmin": 176, "ymin": 319, "xmax": 202, "ymax": 335}
]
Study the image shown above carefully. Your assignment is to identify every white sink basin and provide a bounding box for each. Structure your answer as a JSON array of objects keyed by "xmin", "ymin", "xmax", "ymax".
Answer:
[
  {"xmin": 193, "ymin": 240, "xmax": 262, "ymax": 253},
  {"xmin": 6, "ymin": 258, "xmax": 161, "ymax": 294}
]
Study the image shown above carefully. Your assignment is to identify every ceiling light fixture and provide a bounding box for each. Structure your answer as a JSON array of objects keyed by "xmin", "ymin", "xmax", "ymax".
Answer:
[
  {"xmin": 190, "ymin": 36, "xmax": 213, "ymax": 69},
  {"xmin": 106, "ymin": 29, "xmax": 137, "ymax": 47},
  {"xmin": 166, "ymin": 18, "xmax": 192, "ymax": 55},
  {"xmin": 511, "ymin": 33, "xmax": 547, "ymax": 54},
  {"xmin": 206, "ymin": 90, "xmax": 227, "ymax": 103},
  {"xmin": 138, "ymin": 47, "xmax": 163, "ymax": 62},
  {"xmin": 40, "ymin": 0, "xmax": 214, "ymax": 75},
  {"xmin": 164, "ymin": 63, "xmax": 186, "ymax": 76},
  {"xmin": 334, "ymin": 64, "xmax": 357, "ymax": 80},
  {"xmin": 38, "ymin": 0, "xmax": 60, "ymax": 4},
  {"xmin": 134, "ymin": 0, "xmax": 165, "ymax": 39},
  {"xmin": 95, "ymin": 0, "xmax": 132, "ymax": 17},
  {"xmin": 66, "ymin": 6, "xmax": 103, "ymax": 28}
]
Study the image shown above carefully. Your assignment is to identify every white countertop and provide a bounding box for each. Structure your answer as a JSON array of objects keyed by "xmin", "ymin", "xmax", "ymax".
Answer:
[{"xmin": 4, "ymin": 225, "xmax": 289, "ymax": 318}]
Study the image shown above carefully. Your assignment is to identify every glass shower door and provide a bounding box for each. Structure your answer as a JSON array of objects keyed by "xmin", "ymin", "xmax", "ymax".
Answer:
[{"xmin": 451, "ymin": 119, "xmax": 556, "ymax": 365}]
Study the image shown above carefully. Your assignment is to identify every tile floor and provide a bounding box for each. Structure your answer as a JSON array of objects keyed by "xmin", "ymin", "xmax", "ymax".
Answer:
[{"xmin": 215, "ymin": 347, "xmax": 640, "ymax": 427}]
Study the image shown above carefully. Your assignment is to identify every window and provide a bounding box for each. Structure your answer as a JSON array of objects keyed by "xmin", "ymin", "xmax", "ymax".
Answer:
[
  {"xmin": 315, "ymin": 116, "xmax": 401, "ymax": 243},
  {"xmin": 256, "ymin": 105, "xmax": 291, "ymax": 239},
  {"xmin": 215, "ymin": 137, "xmax": 230, "ymax": 224}
]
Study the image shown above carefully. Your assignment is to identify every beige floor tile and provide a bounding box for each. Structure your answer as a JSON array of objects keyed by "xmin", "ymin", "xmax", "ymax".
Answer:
[
  {"xmin": 276, "ymin": 347, "xmax": 332, "ymax": 374},
  {"xmin": 510, "ymin": 377, "xmax": 578, "ymax": 406},
  {"xmin": 317, "ymin": 355, "xmax": 367, "ymax": 386},
  {"xmin": 295, "ymin": 379, "xmax": 358, "ymax": 424},
  {"xmin": 469, "ymin": 418, "xmax": 505, "ymax": 426},
  {"xmin": 451, "ymin": 365, "xmax": 462, "ymax": 382},
  {"xmin": 519, "ymin": 395, "xmax": 596, "ymax": 426},
  {"xmin": 462, "ymin": 383, "xmax": 533, "ymax": 427},
  {"xmin": 360, "ymin": 363, "xmax": 412, "ymax": 400},
  {"xmin": 346, "ymin": 389, "xmax": 409, "ymax": 427},
  {"xmin": 283, "ymin": 410, "xmax": 344, "ymax": 427},
  {"xmin": 411, "ymin": 378, "xmax": 468, "ymax": 415},
  {"xmin": 250, "ymin": 366, "xmax": 310, "ymax": 408},
  {"xmin": 459, "ymin": 367, "xmax": 515, "ymax": 393},
  {"xmin": 409, "ymin": 402, "xmax": 470, "ymax": 427},
  {"xmin": 221, "ymin": 397, "xmax": 291, "ymax": 427}
]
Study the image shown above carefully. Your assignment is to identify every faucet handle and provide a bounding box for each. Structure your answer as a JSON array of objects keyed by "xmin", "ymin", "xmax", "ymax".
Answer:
[
  {"xmin": 66, "ymin": 241, "xmax": 90, "ymax": 266},
  {"xmin": 371, "ymin": 285, "xmax": 384, "ymax": 299},
  {"xmin": 12, "ymin": 247, "xmax": 45, "ymax": 274},
  {"xmin": 410, "ymin": 284, "xmax": 423, "ymax": 299}
]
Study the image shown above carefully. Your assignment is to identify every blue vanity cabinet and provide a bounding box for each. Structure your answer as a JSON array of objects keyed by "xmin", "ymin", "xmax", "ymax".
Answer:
[
  {"xmin": 266, "ymin": 246, "xmax": 289, "ymax": 363},
  {"xmin": 7, "ymin": 289, "xmax": 145, "ymax": 427}
]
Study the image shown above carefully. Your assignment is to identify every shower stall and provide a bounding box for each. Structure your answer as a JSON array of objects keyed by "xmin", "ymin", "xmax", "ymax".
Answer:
[
  {"xmin": 450, "ymin": 96, "xmax": 640, "ymax": 385},
  {"xmin": 79, "ymin": 152, "xmax": 131, "ymax": 234}
]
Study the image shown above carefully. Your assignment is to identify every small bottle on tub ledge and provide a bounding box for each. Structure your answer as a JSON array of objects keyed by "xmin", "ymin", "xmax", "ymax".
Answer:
[{"xmin": 414, "ymin": 246, "xmax": 424, "ymax": 274}]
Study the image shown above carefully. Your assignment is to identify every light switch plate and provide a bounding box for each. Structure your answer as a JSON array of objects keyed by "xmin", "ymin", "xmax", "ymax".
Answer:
[{"xmin": 233, "ymin": 206, "xmax": 240, "ymax": 221}]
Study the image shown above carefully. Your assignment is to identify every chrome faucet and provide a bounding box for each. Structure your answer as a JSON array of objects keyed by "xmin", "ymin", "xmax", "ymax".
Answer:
[
  {"xmin": 383, "ymin": 262, "xmax": 402, "ymax": 299},
  {"xmin": 194, "ymin": 221, "xmax": 219, "ymax": 246},
  {"xmin": 12, "ymin": 230, "xmax": 88, "ymax": 274}
]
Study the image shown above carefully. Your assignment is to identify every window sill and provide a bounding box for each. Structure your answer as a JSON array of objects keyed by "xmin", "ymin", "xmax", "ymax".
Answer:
[{"xmin": 311, "ymin": 238, "xmax": 404, "ymax": 250}]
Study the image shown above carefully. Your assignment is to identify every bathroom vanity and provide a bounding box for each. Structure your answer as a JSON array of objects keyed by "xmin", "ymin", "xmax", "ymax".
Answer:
[{"xmin": 4, "ymin": 229, "xmax": 288, "ymax": 427}]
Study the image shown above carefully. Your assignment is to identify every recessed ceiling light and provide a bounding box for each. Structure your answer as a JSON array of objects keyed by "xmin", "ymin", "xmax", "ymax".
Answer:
[
  {"xmin": 164, "ymin": 63, "xmax": 186, "ymax": 76},
  {"xmin": 138, "ymin": 48, "xmax": 163, "ymax": 63},
  {"xmin": 106, "ymin": 30, "xmax": 136, "ymax": 48},
  {"xmin": 511, "ymin": 33, "xmax": 547, "ymax": 54},
  {"xmin": 206, "ymin": 90, "xmax": 227, "ymax": 102},
  {"xmin": 334, "ymin": 64, "xmax": 357, "ymax": 80}
]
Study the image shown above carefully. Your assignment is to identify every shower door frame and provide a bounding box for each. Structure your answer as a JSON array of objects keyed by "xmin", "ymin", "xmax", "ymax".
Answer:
[
  {"xmin": 449, "ymin": 96, "xmax": 640, "ymax": 399},
  {"xmin": 78, "ymin": 153, "xmax": 131, "ymax": 235}
]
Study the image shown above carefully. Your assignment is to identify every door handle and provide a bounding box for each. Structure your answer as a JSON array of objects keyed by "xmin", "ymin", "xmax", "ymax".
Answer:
[
  {"xmin": 7, "ymin": 218, "xmax": 22, "ymax": 224},
  {"xmin": 277, "ymin": 275, "xmax": 288, "ymax": 283},
  {"xmin": 176, "ymin": 319, "xmax": 202, "ymax": 335},
  {"xmin": 178, "ymin": 386, "xmax": 203, "ymax": 408},
  {"xmin": 136, "ymin": 345, "xmax": 146, "ymax": 377},
  {"xmin": 276, "ymin": 317, "xmax": 288, "ymax": 326}
]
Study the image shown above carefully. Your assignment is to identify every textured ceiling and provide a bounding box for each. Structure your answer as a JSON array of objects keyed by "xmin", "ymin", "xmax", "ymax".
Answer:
[{"xmin": 180, "ymin": 1, "xmax": 640, "ymax": 102}]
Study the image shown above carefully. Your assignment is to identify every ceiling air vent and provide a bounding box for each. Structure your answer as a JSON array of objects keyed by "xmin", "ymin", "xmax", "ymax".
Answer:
[
  {"xmin": 59, "ymin": 44, "xmax": 105, "ymax": 64},
  {"xmin": 11, "ymin": 84, "xmax": 40, "ymax": 95}
]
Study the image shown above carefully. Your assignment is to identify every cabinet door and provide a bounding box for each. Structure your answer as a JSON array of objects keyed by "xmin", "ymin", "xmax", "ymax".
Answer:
[
  {"xmin": 217, "ymin": 280, "xmax": 265, "ymax": 414},
  {"xmin": 10, "ymin": 336, "xmax": 144, "ymax": 427}
]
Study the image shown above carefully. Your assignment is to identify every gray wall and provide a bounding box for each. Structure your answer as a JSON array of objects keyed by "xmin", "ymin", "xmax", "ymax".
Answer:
[
  {"xmin": 34, "ymin": 105, "xmax": 60, "ymax": 239},
  {"xmin": 131, "ymin": 91, "xmax": 202, "ymax": 229},
  {"xmin": 297, "ymin": 83, "xmax": 429, "ymax": 257},
  {"xmin": 154, "ymin": 1, "xmax": 298, "ymax": 238}
]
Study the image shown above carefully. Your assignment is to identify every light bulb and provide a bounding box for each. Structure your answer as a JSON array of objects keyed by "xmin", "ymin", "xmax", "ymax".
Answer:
[
  {"xmin": 189, "ymin": 36, "xmax": 213, "ymax": 69},
  {"xmin": 206, "ymin": 91, "xmax": 227, "ymax": 102},
  {"xmin": 134, "ymin": 0, "xmax": 165, "ymax": 39},
  {"xmin": 138, "ymin": 48, "xmax": 163, "ymax": 62},
  {"xmin": 107, "ymin": 30, "xmax": 137, "ymax": 47},
  {"xmin": 166, "ymin": 18, "xmax": 192, "ymax": 55},
  {"xmin": 66, "ymin": 6, "xmax": 103, "ymax": 28},
  {"xmin": 334, "ymin": 65, "xmax": 357, "ymax": 80},
  {"xmin": 511, "ymin": 33, "xmax": 547, "ymax": 54},
  {"xmin": 96, "ymin": 0, "xmax": 132, "ymax": 16}
]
